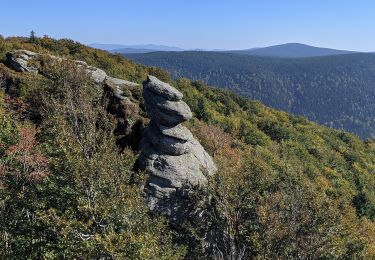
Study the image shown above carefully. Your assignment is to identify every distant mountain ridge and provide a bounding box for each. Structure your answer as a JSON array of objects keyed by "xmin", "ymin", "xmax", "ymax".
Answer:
[
  {"xmin": 110, "ymin": 48, "xmax": 161, "ymax": 54},
  {"xmin": 91, "ymin": 42, "xmax": 364, "ymax": 57},
  {"xmin": 89, "ymin": 43, "xmax": 183, "ymax": 53},
  {"xmin": 227, "ymin": 43, "xmax": 357, "ymax": 57},
  {"xmin": 89, "ymin": 43, "xmax": 364, "ymax": 58}
]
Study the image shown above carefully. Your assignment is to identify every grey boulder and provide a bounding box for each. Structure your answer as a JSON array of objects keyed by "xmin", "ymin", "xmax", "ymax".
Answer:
[
  {"xmin": 143, "ymin": 89, "xmax": 192, "ymax": 126},
  {"xmin": 6, "ymin": 50, "xmax": 39, "ymax": 73},
  {"xmin": 144, "ymin": 122, "xmax": 191, "ymax": 156},
  {"xmin": 144, "ymin": 75, "xmax": 183, "ymax": 101},
  {"xmin": 86, "ymin": 66, "xmax": 107, "ymax": 83}
]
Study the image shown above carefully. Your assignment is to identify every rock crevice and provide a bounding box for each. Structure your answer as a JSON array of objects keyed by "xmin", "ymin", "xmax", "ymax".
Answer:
[{"xmin": 139, "ymin": 75, "xmax": 217, "ymax": 217}]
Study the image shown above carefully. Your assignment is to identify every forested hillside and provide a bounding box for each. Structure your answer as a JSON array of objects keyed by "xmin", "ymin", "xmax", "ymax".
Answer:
[
  {"xmin": 0, "ymin": 36, "xmax": 374, "ymax": 259},
  {"xmin": 127, "ymin": 51, "xmax": 375, "ymax": 138}
]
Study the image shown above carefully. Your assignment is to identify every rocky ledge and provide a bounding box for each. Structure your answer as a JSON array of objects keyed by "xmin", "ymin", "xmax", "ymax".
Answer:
[
  {"xmin": 139, "ymin": 75, "xmax": 217, "ymax": 218},
  {"xmin": 6, "ymin": 49, "xmax": 145, "ymax": 149},
  {"xmin": 6, "ymin": 49, "xmax": 139, "ymax": 87}
]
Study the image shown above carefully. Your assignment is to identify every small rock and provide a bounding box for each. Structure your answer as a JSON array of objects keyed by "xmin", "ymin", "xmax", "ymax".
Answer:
[
  {"xmin": 144, "ymin": 123, "xmax": 191, "ymax": 156},
  {"xmin": 144, "ymin": 89, "xmax": 192, "ymax": 126},
  {"xmin": 6, "ymin": 50, "xmax": 39, "ymax": 73},
  {"xmin": 144, "ymin": 75, "xmax": 183, "ymax": 101},
  {"xmin": 85, "ymin": 66, "xmax": 107, "ymax": 83},
  {"xmin": 158, "ymin": 124, "xmax": 194, "ymax": 141}
]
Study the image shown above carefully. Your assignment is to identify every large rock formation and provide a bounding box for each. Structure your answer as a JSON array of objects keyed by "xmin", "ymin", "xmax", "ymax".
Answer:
[{"xmin": 139, "ymin": 75, "xmax": 217, "ymax": 218}]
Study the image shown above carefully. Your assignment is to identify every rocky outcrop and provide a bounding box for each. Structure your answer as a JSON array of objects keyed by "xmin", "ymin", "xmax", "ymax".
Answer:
[
  {"xmin": 6, "ymin": 49, "xmax": 145, "ymax": 149},
  {"xmin": 6, "ymin": 50, "xmax": 139, "ymax": 88},
  {"xmin": 139, "ymin": 75, "xmax": 217, "ymax": 218},
  {"xmin": 6, "ymin": 50, "xmax": 39, "ymax": 73}
]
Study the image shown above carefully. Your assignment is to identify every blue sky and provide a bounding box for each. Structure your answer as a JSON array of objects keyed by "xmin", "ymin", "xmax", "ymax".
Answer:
[{"xmin": 1, "ymin": 0, "xmax": 374, "ymax": 51}]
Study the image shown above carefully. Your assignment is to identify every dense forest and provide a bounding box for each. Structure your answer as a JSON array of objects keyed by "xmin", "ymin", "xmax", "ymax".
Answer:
[
  {"xmin": 0, "ymin": 36, "xmax": 374, "ymax": 259},
  {"xmin": 127, "ymin": 51, "xmax": 375, "ymax": 139}
]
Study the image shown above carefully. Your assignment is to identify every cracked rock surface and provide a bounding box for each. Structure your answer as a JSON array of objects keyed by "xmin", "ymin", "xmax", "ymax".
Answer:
[{"xmin": 139, "ymin": 75, "xmax": 217, "ymax": 218}]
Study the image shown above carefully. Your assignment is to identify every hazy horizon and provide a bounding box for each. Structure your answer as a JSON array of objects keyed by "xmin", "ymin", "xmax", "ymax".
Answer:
[
  {"xmin": 1, "ymin": 0, "xmax": 375, "ymax": 52},
  {"xmin": 88, "ymin": 42, "xmax": 367, "ymax": 52}
]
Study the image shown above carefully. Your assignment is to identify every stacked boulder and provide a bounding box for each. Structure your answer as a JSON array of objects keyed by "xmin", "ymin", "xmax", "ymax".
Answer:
[{"xmin": 139, "ymin": 75, "xmax": 217, "ymax": 217}]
